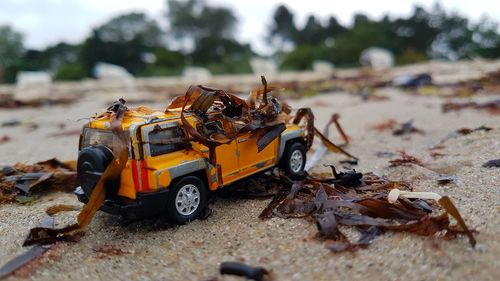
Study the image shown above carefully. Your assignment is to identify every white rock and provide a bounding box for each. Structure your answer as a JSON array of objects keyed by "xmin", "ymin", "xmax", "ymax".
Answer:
[
  {"xmin": 312, "ymin": 60, "xmax": 335, "ymax": 74},
  {"xmin": 15, "ymin": 71, "xmax": 52, "ymax": 100},
  {"xmin": 93, "ymin": 62, "xmax": 134, "ymax": 81},
  {"xmin": 359, "ymin": 47, "xmax": 394, "ymax": 71},
  {"xmin": 16, "ymin": 71, "xmax": 51, "ymax": 88},
  {"xmin": 250, "ymin": 58, "xmax": 278, "ymax": 75},
  {"xmin": 182, "ymin": 67, "xmax": 212, "ymax": 82}
]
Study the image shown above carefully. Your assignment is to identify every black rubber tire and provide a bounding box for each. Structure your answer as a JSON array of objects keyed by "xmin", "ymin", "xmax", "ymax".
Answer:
[
  {"xmin": 281, "ymin": 142, "xmax": 306, "ymax": 178},
  {"xmin": 166, "ymin": 176, "xmax": 208, "ymax": 224},
  {"xmin": 77, "ymin": 145, "xmax": 114, "ymax": 197}
]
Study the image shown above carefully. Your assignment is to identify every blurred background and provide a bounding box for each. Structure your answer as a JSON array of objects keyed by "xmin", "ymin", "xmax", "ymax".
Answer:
[{"xmin": 0, "ymin": 0, "xmax": 499, "ymax": 84}]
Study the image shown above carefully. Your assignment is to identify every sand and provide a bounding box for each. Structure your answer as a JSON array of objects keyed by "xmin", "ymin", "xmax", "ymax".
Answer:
[{"xmin": 0, "ymin": 61, "xmax": 499, "ymax": 281}]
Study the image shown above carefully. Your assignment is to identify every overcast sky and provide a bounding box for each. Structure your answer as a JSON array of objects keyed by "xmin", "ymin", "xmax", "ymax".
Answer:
[{"xmin": 0, "ymin": 0, "xmax": 498, "ymax": 54}]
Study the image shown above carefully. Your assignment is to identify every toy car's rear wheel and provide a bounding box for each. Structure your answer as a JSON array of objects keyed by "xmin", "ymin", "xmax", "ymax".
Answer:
[
  {"xmin": 77, "ymin": 145, "xmax": 114, "ymax": 197},
  {"xmin": 166, "ymin": 176, "xmax": 208, "ymax": 224},
  {"xmin": 281, "ymin": 142, "xmax": 306, "ymax": 177}
]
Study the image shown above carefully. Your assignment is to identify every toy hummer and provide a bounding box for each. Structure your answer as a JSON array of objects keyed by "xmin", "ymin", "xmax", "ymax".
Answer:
[{"xmin": 75, "ymin": 86, "xmax": 310, "ymax": 224}]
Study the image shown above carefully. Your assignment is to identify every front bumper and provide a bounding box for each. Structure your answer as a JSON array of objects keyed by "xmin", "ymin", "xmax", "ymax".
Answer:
[{"xmin": 74, "ymin": 186, "xmax": 170, "ymax": 220}]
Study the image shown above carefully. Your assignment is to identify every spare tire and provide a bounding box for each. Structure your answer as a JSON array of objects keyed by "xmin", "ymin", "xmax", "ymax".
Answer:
[{"xmin": 77, "ymin": 145, "xmax": 114, "ymax": 197}]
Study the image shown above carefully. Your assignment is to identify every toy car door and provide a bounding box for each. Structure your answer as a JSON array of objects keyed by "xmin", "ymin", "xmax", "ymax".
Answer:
[
  {"xmin": 236, "ymin": 130, "xmax": 277, "ymax": 177},
  {"xmin": 196, "ymin": 120, "xmax": 240, "ymax": 184}
]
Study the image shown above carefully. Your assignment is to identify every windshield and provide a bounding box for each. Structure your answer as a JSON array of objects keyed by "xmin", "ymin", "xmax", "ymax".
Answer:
[{"xmin": 80, "ymin": 128, "xmax": 115, "ymax": 150}]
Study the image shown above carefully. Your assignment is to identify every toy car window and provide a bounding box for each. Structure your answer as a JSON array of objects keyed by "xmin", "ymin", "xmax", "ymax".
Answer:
[
  {"xmin": 196, "ymin": 120, "xmax": 223, "ymax": 135},
  {"xmin": 148, "ymin": 126, "xmax": 186, "ymax": 156}
]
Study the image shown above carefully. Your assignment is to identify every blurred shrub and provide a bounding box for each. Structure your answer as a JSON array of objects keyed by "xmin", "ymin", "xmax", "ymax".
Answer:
[
  {"xmin": 138, "ymin": 65, "xmax": 182, "ymax": 77},
  {"xmin": 396, "ymin": 48, "xmax": 428, "ymax": 65},
  {"xmin": 1, "ymin": 65, "xmax": 20, "ymax": 84},
  {"xmin": 206, "ymin": 57, "xmax": 252, "ymax": 74},
  {"xmin": 281, "ymin": 45, "xmax": 331, "ymax": 70},
  {"xmin": 154, "ymin": 48, "xmax": 184, "ymax": 68},
  {"xmin": 53, "ymin": 63, "xmax": 85, "ymax": 81},
  {"xmin": 137, "ymin": 48, "xmax": 185, "ymax": 77}
]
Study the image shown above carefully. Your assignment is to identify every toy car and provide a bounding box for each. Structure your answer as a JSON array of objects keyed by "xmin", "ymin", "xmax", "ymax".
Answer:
[{"xmin": 75, "ymin": 91, "xmax": 310, "ymax": 224}]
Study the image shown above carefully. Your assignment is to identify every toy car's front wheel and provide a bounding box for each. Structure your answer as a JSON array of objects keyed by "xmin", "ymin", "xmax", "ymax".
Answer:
[
  {"xmin": 166, "ymin": 176, "xmax": 208, "ymax": 224},
  {"xmin": 281, "ymin": 142, "xmax": 306, "ymax": 177}
]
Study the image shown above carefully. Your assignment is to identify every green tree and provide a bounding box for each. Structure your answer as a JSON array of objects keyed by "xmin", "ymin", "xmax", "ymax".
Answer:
[
  {"xmin": 97, "ymin": 13, "xmax": 164, "ymax": 47},
  {"xmin": 295, "ymin": 15, "xmax": 326, "ymax": 45},
  {"xmin": 53, "ymin": 63, "xmax": 85, "ymax": 81},
  {"xmin": 325, "ymin": 16, "xmax": 348, "ymax": 39},
  {"xmin": 166, "ymin": 0, "xmax": 250, "ymax": 68},
  {"xmin": 429, "ymin": 8, "xmax": 474, "ymax": 60},
  {"xmin": 268, "ymin": 4, "xmax": 297, "ymax": 47},
  {"xmin": 0, "ymin": 25, "xmax": 24, "ymax": 83},
  {"xmin": 281, "ymin": 44, "xmax": 330, "ymax": 70},
  {"xmin": 79, "ymin": 12, "xmax": 164, "ymax": 76},
  {"xmin": 470, "ymin": 17, "xmax": 500, "ymax": 58},
  {"xmin": 45, "ymin": 43, "xmax": 81, "ymax": 68},
  {"xmin": 139, "ymin": 48, "xmax": 185, "ymax": 77},
  {"xmin": 330, "ymin": 14, "xmax": 395, "ymax": 66},
  {"xmin": 393, "ymin": 6, "xmax": 438, "ymax": 56},
  {"xmin": 167, "ymin": 0, "xmax": 236, "ymax": 42}
]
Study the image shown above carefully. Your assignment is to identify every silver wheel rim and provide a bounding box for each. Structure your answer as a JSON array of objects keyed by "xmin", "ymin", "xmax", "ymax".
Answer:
[
  {"xmin": 175, "ymin": 184, "xmax": 200, "ymax": 216},
  {"xmin": 290, "ymin": 149, "xmax": 304, "ymax": 173}
]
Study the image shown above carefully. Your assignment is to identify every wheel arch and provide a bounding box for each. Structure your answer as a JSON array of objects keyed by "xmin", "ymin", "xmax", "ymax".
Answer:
[
  {"xmin": 278, "ymin": 133, "xmax": 307, "ymax": 163},
  {"xmin": 169, "ymin": 169, "xmax": 209, "ymax": 191},
  {"xmin": 157, "ymin": 157, "xmax": 212, "ymax": 191}
]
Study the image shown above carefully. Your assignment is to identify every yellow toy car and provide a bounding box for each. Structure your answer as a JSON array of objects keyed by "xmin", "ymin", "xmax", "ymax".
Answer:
[{"xmin": 75, "ymin": 84, "xmax": 311, "ymax": 224}]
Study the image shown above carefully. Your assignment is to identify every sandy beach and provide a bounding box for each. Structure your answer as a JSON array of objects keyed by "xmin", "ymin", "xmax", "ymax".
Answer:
[{"xmin": 0, "ymin": 60, "xmax": 499, "ymax": 281}]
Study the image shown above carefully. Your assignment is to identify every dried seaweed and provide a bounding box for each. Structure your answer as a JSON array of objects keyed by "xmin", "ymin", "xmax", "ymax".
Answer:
[
  {"xmin": 0, "ymin": 159, "xmax": 78, "ymax": 204},
  {"xmin": 0, "ymin": 135, "xmax": 11, "ymax": 145},
  {"xmin": 93, "ymin": 246, "xmax": 130, "ymax": 259},
  {"xmin": 256, "ymin": 166, "xmax": 475, "ymax": 253},
  {"xmin": 23, "ymin": 104, "xmax": 129, "ymax": 246},
  {"xmin": 165, "ymin": 78, "xmax": 355, "ymax": 165},
  {"xmin": 392, "ymin": 120, "xmax": 425, "ymax": 136},
  {"xmin": 369, "ymin": 119, "xmax": 398, "ymax": 131},
  {"xmin": 0, "ymin": 245, "xmax": 51, "ymax": 280},
  {"xmin": 370, "ymin": 119, "xmax": 424, "ymax": 136},
  {"xmin": 436, "ymin": 175, "xmax": 458, "ymax": 185},
  {"xmin": 220, "ymin": 262, "xmax": 271, "ymax": 281},
  {"xmin": 442, "ymin": 99, "xmax": 500, "ymax": 115},
  {"xmin": 256, "ymin": 124, "xmax": 286, "ymax": 152},
  {"xmin": 450, "ymin": 69, "xmax": 500, "ymax": 96},
  {"xmin": 166, "ymin": 81, "xmax": 290, "ymax": 164},
  {"xmin": 0, "ymin": 95, "xmax": 80, "ymax": 109},
  {"xmin": 438, "ymin": 196, "xmax": 476, "ymax": 247},
  {"xmin": 483, "ymin": 159, "xmax": 500, "ymax": 168},
  {"xmin": 389, "ymin": 151, "xmax": 426, "ymax": 168},
  {"xmin": 305, "ymin": 113, "xmax": 353, "ymax": 171}
]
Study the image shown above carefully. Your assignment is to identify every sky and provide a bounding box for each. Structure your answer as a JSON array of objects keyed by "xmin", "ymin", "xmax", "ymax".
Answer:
[{"xmin": 0, "ymin": 0, "xmax": 498, "ymax": 54}]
